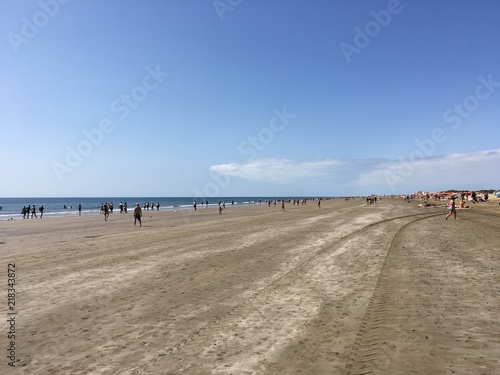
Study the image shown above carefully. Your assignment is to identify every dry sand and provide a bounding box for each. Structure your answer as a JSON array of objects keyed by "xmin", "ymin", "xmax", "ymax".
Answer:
[{"xmin": 1, "ymin": 198, "xmax": 499, "ymax": 374}]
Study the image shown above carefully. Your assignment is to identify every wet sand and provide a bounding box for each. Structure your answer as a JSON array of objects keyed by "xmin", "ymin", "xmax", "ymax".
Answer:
[{"xmin": 1, "ymin": 198, "xmax": 499, "ymax": 374}]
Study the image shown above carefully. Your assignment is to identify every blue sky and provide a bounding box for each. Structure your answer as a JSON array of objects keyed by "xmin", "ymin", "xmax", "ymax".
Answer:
[{"xmin": 1, "ymin": 0, "xmax": 499, "ymax": 197}]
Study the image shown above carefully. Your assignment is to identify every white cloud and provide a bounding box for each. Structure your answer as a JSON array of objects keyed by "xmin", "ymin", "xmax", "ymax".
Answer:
[
  {"xmin": 209, "ymin": 149, "xmax": 500, "ymax": 194},
  {"xmin": 210, "ymin": 158, "xmax": 349, "ymax": 183}
]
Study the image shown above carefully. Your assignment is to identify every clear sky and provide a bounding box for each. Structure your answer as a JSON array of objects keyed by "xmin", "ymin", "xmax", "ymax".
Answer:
[{"xmin": 1, "ymin": 0, "xmax": 499, "ymax": 197}]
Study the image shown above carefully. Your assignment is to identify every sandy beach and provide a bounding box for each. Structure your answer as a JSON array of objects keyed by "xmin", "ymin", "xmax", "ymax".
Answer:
[{"xmin": 1, "ymin": 198, "xmax": 499, "ymax": 374}]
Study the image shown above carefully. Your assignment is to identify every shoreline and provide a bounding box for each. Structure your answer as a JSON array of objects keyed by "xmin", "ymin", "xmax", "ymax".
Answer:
[
  {"xmin": 2, "ymin": 194, "xmax": 498, "ymax": 222},
  {"xmin": 0, "ymin": 196, "xmax": 328, "ymax": 221}
]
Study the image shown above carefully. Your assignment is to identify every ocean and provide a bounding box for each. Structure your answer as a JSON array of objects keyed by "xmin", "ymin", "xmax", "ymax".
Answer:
[{"xmin": 0, "ymin": 197, "xmax": 294, "ymax": 220}]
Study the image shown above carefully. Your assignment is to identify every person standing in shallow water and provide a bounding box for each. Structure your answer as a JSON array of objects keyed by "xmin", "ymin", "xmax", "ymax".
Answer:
[
  {"xmin": 134, "ymin": 203, "xmax": 142, "ymax": 227},
  {"xmin": 445, "ymin": 197, "xmax": 457, "ymax": 220}
]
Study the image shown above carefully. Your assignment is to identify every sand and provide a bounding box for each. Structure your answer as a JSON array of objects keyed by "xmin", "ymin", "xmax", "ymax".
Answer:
[{"xmin": 1, "ymin": 198, "xmax": 499, "ymax": 374}]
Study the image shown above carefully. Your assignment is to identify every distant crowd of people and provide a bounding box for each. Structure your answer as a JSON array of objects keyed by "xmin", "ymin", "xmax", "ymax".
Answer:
[
  {"xmin": 21, "ymin": 203, "xmax": 83, "ymax": 219},
  {"xmin": 98, "ymin": 201, "xmax": 145, "ymax": 226},
  {"xmin": 98, "ymin": 201, "xmax": 159, "ymax": 224},
  {"xmin": 188, "ymin": 198, "xmax": 331, "ymax": 214},
  {"xmin": 405, "ymin": 190, "xmax": 496, "ymax": 221},
  {"xmin": 21, "ymin": 205, "xmax": 44, "ymax": 219},
  {"xmin": 406, "ymin": 191, "xmax": 490, "ymax": 203},
  {"xmin": 141, "ymin": 202, "xmax": 160, "ymax": 211},
  {"xmin": 192, "ymin": 199, "xmax": 238, "ymax": 211}
]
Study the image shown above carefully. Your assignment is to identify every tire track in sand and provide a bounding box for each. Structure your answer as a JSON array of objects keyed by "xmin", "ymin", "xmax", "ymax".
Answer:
[{"xmin": 345, "ymin": 213, "xmax": 442, "ymax": 374}]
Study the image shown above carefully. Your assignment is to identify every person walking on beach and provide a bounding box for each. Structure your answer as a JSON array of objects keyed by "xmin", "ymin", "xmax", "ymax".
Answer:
[
  {"xmin": 445, "ymin": 197, "xmax": 457, "ymax": 220},
  {"xmin": 134, "ymin": 203, "xmax": 142, "ymax": 227},
  {"xmin": 124, "ymin": 202, "xmax": 128, "ymax": 213},
  {"xmin": 318, "ymin": 198, "xmax": 321, "ymax": 209},
  {"xmin": 78, "ymin": 203, "xmax": 82, "ymax": 216},
  {"xmin": 103, "ymin": 204, "xmax": 109, "ymax": 221},
  {"xmin": 280, "ymin": 201, "xmax": 285, "ymax": 212},
  {"xmin": 39, "ymin": 205, "xmax": 44, "ymax": 218},
  {"xmin": 31, "ymin": 205, "xmax": 37, "ymax": 219},
  {"xmin": 471, "ymin": 191, "xmax": 477, "ymax": 203}
]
